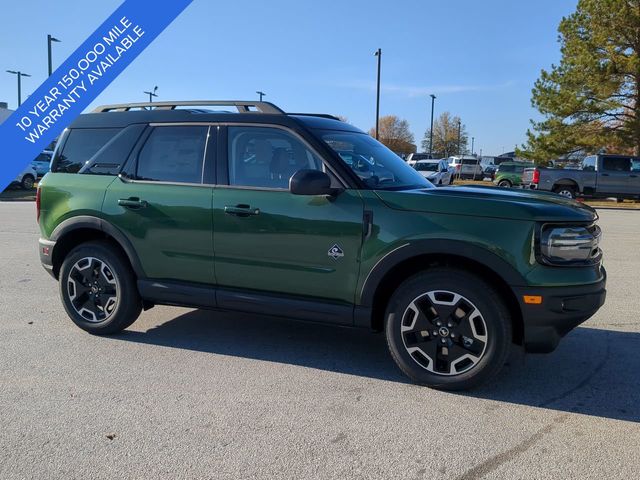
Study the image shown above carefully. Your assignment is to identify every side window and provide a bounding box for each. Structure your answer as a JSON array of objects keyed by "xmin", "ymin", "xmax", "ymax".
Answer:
[
  {"xmin": 601, "ymin": 157, "xmax": 631, "ymax": 172},
  {"xmin": 53, "ymin": 128, "xmax": 119, "ymax": 173},
  {"xmin": 136, "ymin": 126, "xmax": 208, "ymax": 183},
  {"xmin": 582, "ymin": 156, "xmax": 596, "ymax": 171},
  {"xmin": 632, "ymin": 159, "xmax": 640, "ymax": 172},
  {"xmin": 228, "ymin": 126, "xmax": 323, "ymax": 188},
  {"xmin": 500, "ymin": 165, "xmax": 514, "ymax": 173}
]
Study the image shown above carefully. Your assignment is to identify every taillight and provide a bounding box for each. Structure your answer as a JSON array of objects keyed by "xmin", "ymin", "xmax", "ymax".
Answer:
[
  {"xmin": 36, "ymin": 186, "xmax": 41, "ymax": 223},
  {"xmin": 532, "ymin": 169, "xmax": 540, "ymax": 184}
]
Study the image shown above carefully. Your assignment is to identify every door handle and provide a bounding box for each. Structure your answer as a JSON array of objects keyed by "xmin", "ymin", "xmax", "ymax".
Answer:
[
  {"xmin": 224, "ymin": 204, "xmax": 260, "ymax": 217},
  {"xmin": 118, "ymin": 197, "xmax": 148, "ymax": 209}
]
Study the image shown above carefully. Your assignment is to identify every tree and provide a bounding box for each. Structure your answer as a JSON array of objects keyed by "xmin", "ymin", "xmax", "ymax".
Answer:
[
  {"xmin": 421, "ymin": 112, "xmax": 468, "ymax": 157},
  {"xmin": 523, "ymin": 0, "xmax": 640, "ymax": 160},
  {"xmin": 369, "ymin": 115, "xmax": 417, "ymax": 154}
]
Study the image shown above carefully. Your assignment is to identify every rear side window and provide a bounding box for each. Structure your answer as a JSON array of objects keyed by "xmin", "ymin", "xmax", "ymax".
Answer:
[
  {"xmin": 499, "ymin": 164, "xmax": 514, "ymax": 172},
  {"xmin": 52, "ymin": 128, "xmax": 119, "ymax": 173},
  {"xmin": 135, "ymin": 126, "xmax": 208, "ymax": 183},
  {"xmin": 602, "ymin": 157, "xmax": 631, "ymax": 172}
]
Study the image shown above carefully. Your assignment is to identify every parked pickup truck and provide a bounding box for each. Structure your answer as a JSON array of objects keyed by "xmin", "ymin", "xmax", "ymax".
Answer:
[{"xmin": 523, "ymin": 154, "xmax": 640, "ymax": 199}]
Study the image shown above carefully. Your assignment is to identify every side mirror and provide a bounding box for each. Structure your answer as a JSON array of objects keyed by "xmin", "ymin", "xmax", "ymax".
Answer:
[{"xmin": 290, "ymin": 169, "xmax": 336, "ymax": 196}]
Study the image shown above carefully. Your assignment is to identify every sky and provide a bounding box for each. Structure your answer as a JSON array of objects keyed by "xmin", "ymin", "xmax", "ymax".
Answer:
[{"xmin": 0, "ymin": 0, "xmax": 578, "ymax": 156}]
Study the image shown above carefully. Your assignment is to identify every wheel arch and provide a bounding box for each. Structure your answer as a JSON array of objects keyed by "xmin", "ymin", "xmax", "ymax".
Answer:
[
  {"xmin": 552, "ymin": 178, "xmax": 579, "ymax": 190},
  {"xmin": 49, "ymin": 216, "xmax": 145, "ymax": 279},
  {"xmin": 360, "ymin": 241, "xmax": 525, "ymax": 345}
]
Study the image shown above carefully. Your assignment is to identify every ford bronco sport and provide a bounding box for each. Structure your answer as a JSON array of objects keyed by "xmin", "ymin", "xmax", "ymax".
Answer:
[{"xmin": 37, "ymin": 100, "xmax": 606, "ymax": 390}]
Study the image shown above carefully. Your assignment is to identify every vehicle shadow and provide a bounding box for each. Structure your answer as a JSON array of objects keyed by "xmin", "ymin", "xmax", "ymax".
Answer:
[{"xmin": 115, "ymin": 309, "xmax": 639, "ymax": 423}]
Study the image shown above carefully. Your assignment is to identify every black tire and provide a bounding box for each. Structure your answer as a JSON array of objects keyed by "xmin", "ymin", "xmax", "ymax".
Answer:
[
  {"xmin": 385, "ymin": 268, "xmax": 512, "ymax": 390},
  {"xmin": 21, "ymin": 174, "xmax": 35, "ymax": 190},
  {"xmin": 59, "ymin": 241, "xmax": 142, "ymax": 335},
  {"xmin": 497, "ymin": 179, "xmax": 512, "ymax": 188},
  {"xmin": 553, "ymin": 185, "xmax": 575, "ymax": 199}
]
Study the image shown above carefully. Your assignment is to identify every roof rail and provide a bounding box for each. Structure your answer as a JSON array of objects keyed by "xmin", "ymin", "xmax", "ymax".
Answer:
[
  {"xmin": 287, "ymin": 112, "xmax": 342, "ymax": 121},
  {"xmin": 92, "ymin": 100, "xmax": 285, "ymax": 114}
]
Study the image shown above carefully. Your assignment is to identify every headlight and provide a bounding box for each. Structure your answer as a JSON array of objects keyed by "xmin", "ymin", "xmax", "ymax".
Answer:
[{"xmin": 539, "ymin": 224, "xmax": 602, "ymax": 265}]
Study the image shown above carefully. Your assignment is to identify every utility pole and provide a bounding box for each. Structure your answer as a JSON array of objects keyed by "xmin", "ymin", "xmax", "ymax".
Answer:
[
  {"xmin": 471, "ymin": 136, "xmax": 475, "ymax": 155},
  {"xmin": 374, "ymin": 48, "xmax": 381, "ymax": 140},
  {"xmin": 47, "ymin": 34, "xmax": 61, "ymax": 76},
  {"xmin": 457, "ymin": 120, "xmax": 462, "ymax": 180},
  {"xmin": 6, "ymin": 70, "xmax": 31, "ymax": 107},
  {"xmin": 428, "ymin": 94, "xmax": 436, "ymax": 158},
  {"xmin": 256, "ymin": 91, "xmax": 266, "ymax": 101},
  {"xmin": 144, "ymin": 86, "xmax": 158, "ymax": 103}
]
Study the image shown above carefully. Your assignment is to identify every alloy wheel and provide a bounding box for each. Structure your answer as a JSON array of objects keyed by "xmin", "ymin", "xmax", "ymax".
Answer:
[
  {"xmin": 401, "ymin": 290, "xmax": 488, "ymax": 376},
  {"xmin": 67, "ymin": 257, "xmax": 119, "ymax": 323}
]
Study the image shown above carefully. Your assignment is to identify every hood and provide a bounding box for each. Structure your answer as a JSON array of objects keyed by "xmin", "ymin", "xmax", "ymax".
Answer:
[{"xmin": 375, "ymin": 185, "xmax": 597, "ymax": 223}]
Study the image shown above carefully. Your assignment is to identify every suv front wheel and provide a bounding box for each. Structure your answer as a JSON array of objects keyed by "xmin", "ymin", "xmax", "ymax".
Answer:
[
  {"xmin": 385, "ymin": 268, "xmax": 512, "ymax": 390},
  {"xmin": 59, "ymin": 241, "xmax": 142, "ymax": 335}
]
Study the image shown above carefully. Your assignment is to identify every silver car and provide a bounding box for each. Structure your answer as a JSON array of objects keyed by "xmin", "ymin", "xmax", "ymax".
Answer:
[{"xmin": 413, "ymin": 159, "xmax": 453, "ymax": 186}]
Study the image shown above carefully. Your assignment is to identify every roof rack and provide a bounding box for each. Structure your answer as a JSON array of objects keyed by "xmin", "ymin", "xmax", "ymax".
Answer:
[
  {"xmin": 92, "ymin": 100, "xmax": 285, "ymax": 114},
  {"xmin": 287, "ymin": 112, "xmax": 342, "ymax": 121}
]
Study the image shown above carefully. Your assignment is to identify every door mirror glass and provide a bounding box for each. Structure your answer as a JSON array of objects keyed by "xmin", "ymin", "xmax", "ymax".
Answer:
[{"xmin": 290, "ymin": 169, "xmax": 334, "ymax": 195}]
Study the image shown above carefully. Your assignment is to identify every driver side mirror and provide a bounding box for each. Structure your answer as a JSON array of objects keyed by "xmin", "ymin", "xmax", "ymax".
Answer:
[{"xmin": 290, "ymin": 169, "xmax": 337, "ymax": 196}]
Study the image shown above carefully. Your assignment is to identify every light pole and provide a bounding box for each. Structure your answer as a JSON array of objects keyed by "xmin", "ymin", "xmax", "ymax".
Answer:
[
  {"xmin": 457, "ymin": 120, "xmax": 462, "ymax": 180},
  {"xmin": 256, "ymin": 91, "xmax": 266, "ymax": 101},
  {"xmin": 6, "ymin": 70, "xmax": 31, "ymax": 107},
  {"xmin": 47, "ymin": 34, "xmax": 61, "ymax": 76},
  {"xmin": 144, "ymin": 86, "xmax": 158, "ymax": 103},
  {"xmin": 471, "ymin": 136, "xmax": 475, "ymax": 155},
  {"xmin": 428, "ymin": 94, "xmax": 436, "ymax": 158},
  {"xmin": 374, "ymin": 48, "xmax": 381, "ymax": 140}
]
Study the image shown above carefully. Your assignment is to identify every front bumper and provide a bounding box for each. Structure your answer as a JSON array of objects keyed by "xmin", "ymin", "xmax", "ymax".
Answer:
[{"xmin": 513, "ymin": 268, "xmax": 606, "ymax": 353}]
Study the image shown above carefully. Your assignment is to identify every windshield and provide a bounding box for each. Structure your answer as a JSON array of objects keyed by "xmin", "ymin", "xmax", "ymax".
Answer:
[
  {"xmin": 317, "ymin": 130, "xmax": 433, "ymax": 190},
  {"xmin": 415, "ymin": 162, "xmax": 439, "ymax": 172}
]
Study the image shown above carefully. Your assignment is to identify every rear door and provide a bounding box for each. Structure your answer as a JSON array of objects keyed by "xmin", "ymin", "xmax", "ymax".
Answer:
[
  {"xmin": 213, "ymin": 124, "xmax": 364, "ymax": 309},
  {"xmin": 102, "ymin": 124, "xmax": 215, "ymax": 285},
  {"xmin": 597, "ymin": 156, "xmax": 631, "ymax": 196}
]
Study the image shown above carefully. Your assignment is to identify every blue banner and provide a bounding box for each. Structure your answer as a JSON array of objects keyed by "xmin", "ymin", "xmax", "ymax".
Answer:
[{"xmin": 0, "ymin": 0, "xmax": 193, "ymax": 190}]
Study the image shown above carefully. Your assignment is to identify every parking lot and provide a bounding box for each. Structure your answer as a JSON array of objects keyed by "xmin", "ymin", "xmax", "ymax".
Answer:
[{"xmin": 0, "ymin": 202, "xmax": 638, "ymax": 479}]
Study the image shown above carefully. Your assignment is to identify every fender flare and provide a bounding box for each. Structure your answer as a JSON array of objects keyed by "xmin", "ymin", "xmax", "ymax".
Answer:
[
  {"xmin": 50, "ymin": 215, "xmax": 146, "ymax": 278},
  {"xmin": 359, "ymin": 239, "xmax": 527, "ymax": 307}
]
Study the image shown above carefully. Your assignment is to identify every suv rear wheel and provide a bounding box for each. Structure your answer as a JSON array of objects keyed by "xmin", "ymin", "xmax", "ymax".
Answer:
[
  {"xmin": 497, "ymin": 179, "xmax": 512, "ymax": 188},
  {"xmin": 59, "ymin": 241, "xmax": 142, "ymax": 335},
  {"xmin": 385, "ymin": 268, "xmax": 512, "ymax": 390}
]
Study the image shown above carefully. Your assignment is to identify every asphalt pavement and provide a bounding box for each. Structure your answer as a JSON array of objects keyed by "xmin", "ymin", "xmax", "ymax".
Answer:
[{"xmin": 0, "ymin": 202, "xmax": 638, "ymax": 479}]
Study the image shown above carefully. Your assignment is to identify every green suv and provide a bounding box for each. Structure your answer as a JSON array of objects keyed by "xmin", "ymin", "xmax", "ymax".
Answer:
[
  {"xmin": 494, "ymin": 161, "xmax": 535, "ymax": 188},
  {"xmin": 37, "ymin": 101, "xmax": 606, "ymax": 390}
]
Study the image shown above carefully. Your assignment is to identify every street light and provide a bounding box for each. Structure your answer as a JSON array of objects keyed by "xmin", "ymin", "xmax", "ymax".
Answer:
[
  {"xmin": 471, "ymin": 136, "xmax": 475, "ymax": 155},
  {"xmin": 256, "ymin": 91, "xmax": 266, "ymax": 101},
  {"xmin": 457, "ymin": 119, "xmax": 462, "ymax": 180},
  {"xmin": 47, "ymin": 34, "xmax": 61, "ymax": 76},
  {"xmin": 374, "ymin": 48, "xmax": 382, "ymax": 140},
  {"xmin": 144, "ymin": 86, "xmax": 158, "ymax": 103},
  {"xmin": 428, "ymin": 94, "xmax": 436, "ymax": 158},
  {"xmin": 6, "ymin": 70, "xmax": 31, "ymax": 107}
]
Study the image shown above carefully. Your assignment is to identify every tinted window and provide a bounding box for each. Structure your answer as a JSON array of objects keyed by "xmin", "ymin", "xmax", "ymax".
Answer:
[
  {"xmin": 415, "ymin": 162, "xmax": 438, "ymax": 172},
  {"xmin": 602, "ymin": 157, "xmax": 631, "ymax": 172},
  {"xmin": 499, "ymin": 164, "xmax": 515, "ymax": 173},
  {"xmin": 632, "ymin": 159, "xmax": 640, "ymax": 172},
  {"xmin": 228, "ymin": 126, "xmax": 323, "ymax": 189},
  {"xmin": 35, "ymin": 153, "xmax": 51, "ymax": 162},
  {"xmin": 136, "ymin": 126, "xmax": 208, "ymax": 183},
  {"xmin": 53, "ymin": 128, "xmax": 119, "ymax": 173},
  {"xmin": 462, "ymin": 159, "xmax": 479, "ymax": 165},
  {"xmin": 582, "ymin": 156, "xmax": 596, "ymax": 171}
]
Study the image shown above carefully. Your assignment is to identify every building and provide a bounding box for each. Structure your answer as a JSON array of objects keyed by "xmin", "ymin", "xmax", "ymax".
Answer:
[{"xmin": 0, "ymin": 101, "xmax": 13, "ymax": 125}]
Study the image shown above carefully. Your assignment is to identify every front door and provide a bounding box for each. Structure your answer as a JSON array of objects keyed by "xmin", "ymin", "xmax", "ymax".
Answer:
[
  {"xmin": 102, "ymin": 125, "xmax": 215, "ymax": 285},
  {"xmin": 213, "ymin": 125, "xmax": 364, "ymax": 306}
]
